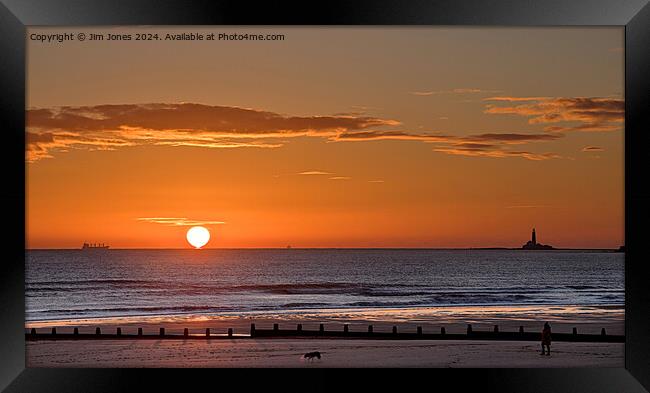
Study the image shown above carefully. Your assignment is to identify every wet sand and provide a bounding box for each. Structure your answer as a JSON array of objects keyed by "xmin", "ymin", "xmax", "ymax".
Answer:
[{"xmin": 25, "ymin": 304, "xmax": 625, "ymax": 336}]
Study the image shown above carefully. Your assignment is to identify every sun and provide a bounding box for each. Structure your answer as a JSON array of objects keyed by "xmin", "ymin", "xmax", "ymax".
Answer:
[{"xmin": 186, "ymin": 226, "xmax": 210, "ymax": 249}]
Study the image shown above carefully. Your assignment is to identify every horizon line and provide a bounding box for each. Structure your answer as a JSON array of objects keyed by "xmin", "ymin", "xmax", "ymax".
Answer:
[{"xmin": 26, "ymin": 246, "xmax": 623, "ymax": 251}]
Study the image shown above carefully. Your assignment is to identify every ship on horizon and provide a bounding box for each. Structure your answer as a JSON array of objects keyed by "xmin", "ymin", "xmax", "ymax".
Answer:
[{"xmin": 81, "ymin": 242, "xmax": 109, "ymax": 250}]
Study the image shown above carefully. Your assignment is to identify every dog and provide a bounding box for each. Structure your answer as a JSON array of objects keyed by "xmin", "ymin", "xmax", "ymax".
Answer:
[{"xmin": 303, "ymin": 351, "xmax": 321, "ymax": 361}]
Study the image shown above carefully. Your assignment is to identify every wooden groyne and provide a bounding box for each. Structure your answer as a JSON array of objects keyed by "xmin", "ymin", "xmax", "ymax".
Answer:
[{"xmin": 25, "ymin": 324, "xmax": 624, "ymax": 343}]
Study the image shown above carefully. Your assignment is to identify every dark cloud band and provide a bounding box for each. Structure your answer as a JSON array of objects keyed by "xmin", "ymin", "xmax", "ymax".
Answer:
[{"xmin": 26, "ymin": 101, "xmax": 578, "ymax": 162}]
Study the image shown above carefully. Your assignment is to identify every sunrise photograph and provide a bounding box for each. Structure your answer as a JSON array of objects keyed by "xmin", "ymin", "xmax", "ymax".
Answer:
[{"xmin": 25, "ymin": 26, "xmax": 624, "ymax": 367}]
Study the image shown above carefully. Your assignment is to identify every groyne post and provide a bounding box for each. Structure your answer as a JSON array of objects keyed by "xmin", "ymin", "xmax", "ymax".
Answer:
[
  {"xmin": 273, "ymin": 323, "xmax": 279, "ymax": 332},
  {"xmin": 22, "ymin": 323, "xmax": 626, "ymax": 343}
]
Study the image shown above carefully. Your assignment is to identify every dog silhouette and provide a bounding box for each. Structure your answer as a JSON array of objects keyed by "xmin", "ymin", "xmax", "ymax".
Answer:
[{"xmin": 303, "ymin": 351, "xmax": 321, "ymax": 361}]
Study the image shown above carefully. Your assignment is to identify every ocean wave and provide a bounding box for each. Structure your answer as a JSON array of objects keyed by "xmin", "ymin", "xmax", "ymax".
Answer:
[
  {"xmin": 26, "ymin": 280, "xmax": 617, "ymax": 290},
  {"xmin": 33, "ymin": 305, "xmax": 234, "ymax": 314},
  {"xmin": 280, "ymin": 302, "xmax": 330, "ymax": 308},
  {"xmin": 25, "ymin": 281, "xmax": 625, "ymax": 301}
]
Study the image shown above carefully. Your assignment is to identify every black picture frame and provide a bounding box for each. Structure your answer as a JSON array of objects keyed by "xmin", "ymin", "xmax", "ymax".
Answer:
[{"xmin": 1, "ymin": 0, "xmax": 649, "ymax": 391}]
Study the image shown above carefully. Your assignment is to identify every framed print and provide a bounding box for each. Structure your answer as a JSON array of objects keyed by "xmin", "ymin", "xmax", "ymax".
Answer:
[{"xmin": 1, "ymin": 0, "xmax": 649, "ymax": 391}]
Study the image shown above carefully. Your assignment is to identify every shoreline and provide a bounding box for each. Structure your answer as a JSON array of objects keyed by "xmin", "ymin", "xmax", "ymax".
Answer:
[{"xmin": 25, "ymin": 304, "xmax": 625, "ymax": 336}]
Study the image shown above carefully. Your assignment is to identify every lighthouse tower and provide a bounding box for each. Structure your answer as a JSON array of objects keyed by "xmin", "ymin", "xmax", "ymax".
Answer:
[{"xmin": 523, "ymin": 227, "xmax": 553, "ymax": 250}]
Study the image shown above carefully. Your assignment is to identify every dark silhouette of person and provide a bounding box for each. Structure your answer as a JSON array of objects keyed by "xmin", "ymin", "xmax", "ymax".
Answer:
[{"xmin": 541, "ymin": 322, "xmax": 552, "ymax": 356}]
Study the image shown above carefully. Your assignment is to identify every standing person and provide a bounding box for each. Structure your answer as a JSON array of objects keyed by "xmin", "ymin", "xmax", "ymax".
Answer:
[{"xmin": 541, "ymin": 322, "xmax": 552, "ymax": 356}]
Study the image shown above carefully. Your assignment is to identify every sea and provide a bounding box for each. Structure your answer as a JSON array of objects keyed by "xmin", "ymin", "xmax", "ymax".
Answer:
[{"xmin": 25, "ymin": 249, "xmax": 624, "ymax": 323}]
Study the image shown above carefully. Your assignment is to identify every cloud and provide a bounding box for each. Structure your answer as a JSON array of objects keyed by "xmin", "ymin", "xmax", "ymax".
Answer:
[
  {"xmin": 543, "ymin": 124, "xmax": 620, "ymax": 133},
  {"xmin": 331, "ymin": 131, "xmax": 560, "ymax": 144},
  {"xmin": 430, "ymin": 132, "xmax": 563, "ymax": 160},
  {"xmin": 409, "ymin": 88, "xmax": 502, "ymax": 96},
  {"xmin": 137, "ymin": 217, "xmax": 226, "ymax": 226},
  {"xmin": 329, "ymin": 176, "xmax": 351, "ymax": 180},
  {"xmin": 26, "ymin": 130, "xmax": 137, "ymax": 162},
  {"xmin": 452, "ymin": 88, "xmax": 494, "ymax": 94},
  {"xmin": 27, "ymin": 101, "xmax": 574, "ymax": 163},
  {"xmin": 582, "ymin": 146, "xmax": 605, "ymax": 152},
  {"xmin": 433, "ymin": 147, "xmax": 559, "ymax": 161},
  {"xmin": 28, "ymin": 103, "xmax": 399, "ymax": 134},
  {"xmin": 298, "ymin": 172, "xmax": 352, "ymax": 180},
  {"xmin": 484, "ymin": 96, "xmax": 623, "ymax": 133},
  {"xmin": 330, "ymin": 131, "xmax": 450, "ymax": 142},
  {"xmin": 26, "ymin": 103, "xmax": 401, "ymax": 162},
  {"xmin": 484, "ymin": 96, "xmax": 551, "ymax": 102},
  {"xmin": 368, "ymin": 180, "xmax": 385, "ymax": 183},
  {"xmin": 466, "ymin": 133, "xmax": 562, "ymax": 144},
  {"xmin": 296, "ymin": 172, "xmax": 353, "ymax": 180},
  {"xmin": 299, "ymin": 171, "xmax": 332, "ymax": 175},
  {"xmin": 27, "ymin": 132, "xmax": 56, "ymax": 161},
  {"xmin": 331, "ymin": 130, "xmax": 563, "ymax": 161},
  {"xmin": 452, "ymin": 142, "xmax": 498, "ymax": 150}
]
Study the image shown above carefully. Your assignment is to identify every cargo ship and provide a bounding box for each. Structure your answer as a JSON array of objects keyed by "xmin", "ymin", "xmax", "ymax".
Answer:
[{"xmin": 81, "ymin": 242, "xmax": 110, "ymax": 250}]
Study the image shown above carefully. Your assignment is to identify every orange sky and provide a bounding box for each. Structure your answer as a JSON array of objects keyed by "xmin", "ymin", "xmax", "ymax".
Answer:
[{"xmin": 26, "ymin": 27, "xmax": 624, "ymax": 249}]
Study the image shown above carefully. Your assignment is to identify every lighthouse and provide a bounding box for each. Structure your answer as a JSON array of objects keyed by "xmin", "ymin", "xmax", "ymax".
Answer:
[
  {"xmin": 531, "ymin": 228, "xmax": 537, "ymax": 245},
  {"xmin": 522, "ymin": 227, "xmax": 553, "ymax": 250}
]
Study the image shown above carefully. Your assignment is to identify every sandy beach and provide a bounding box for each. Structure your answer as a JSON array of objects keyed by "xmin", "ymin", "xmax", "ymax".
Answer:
[
  {"xmin": 26, "ymin": 339, "xmax": 623, "ymax": 368},
  {"xmin": 25, "ymin": 304, "xmax": 624, "ymax": 367}
]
